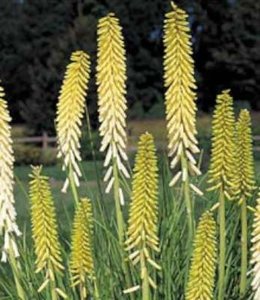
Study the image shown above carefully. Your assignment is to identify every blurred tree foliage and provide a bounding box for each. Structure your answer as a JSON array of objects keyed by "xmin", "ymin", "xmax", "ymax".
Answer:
[{"xmin": 0, "ymin": 0, "xmax": 259, "ymax": 133}]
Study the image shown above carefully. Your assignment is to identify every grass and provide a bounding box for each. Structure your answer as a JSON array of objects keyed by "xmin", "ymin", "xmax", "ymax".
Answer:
[
  {"xmin": 0, "ymin": 153, "xmax": 255, "ymax": 299},
  {"xmin": 3, "ymin": 116, "xmax": 260, "ymax": 299},
  {"xmin": 14, "ymin": 161, "xmax": 104, "ymax": 232}
]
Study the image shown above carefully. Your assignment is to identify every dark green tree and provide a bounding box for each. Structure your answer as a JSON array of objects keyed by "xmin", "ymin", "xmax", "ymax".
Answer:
[
  {"xmin": 194, "ymin": 0, "xmax": 260, "ymax": 109},
  {"xmin": 0, "ymin": 0, "xmax": 259, "ymax": 132}
]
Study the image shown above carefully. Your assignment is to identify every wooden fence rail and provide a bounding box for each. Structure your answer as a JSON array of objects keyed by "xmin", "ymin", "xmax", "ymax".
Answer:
[
  {"xmin": 13, "ymin": 133, "xmax": 260, "ymax": 152},
  {"xmin": 14, "ymin": 132, "xmax": 57, "ymax": 150}
]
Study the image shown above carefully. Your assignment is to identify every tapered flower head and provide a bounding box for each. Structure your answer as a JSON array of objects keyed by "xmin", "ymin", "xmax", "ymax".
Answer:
[
  {"xmin": 97, "ymin": 13, "xmax": 129, "ymax": 202},
  {"xmin": 0, "ymin": 84, "xmax": 21, "ymax": 262},
  {"xmin": 125, "ymin": 133, "xmax": 160, "ymax": 294},
  {"xmin": 56, "ymin": 51, "xmax": 90, "ymax": 193},
  {"xmin": 29, "ymin": 166, "xmax": 65, "ymax": 295},
  {"xmin": 163, "ymin": 2, "xmax": 201, "ymax": 188},
  {"xmin": 251, "ymin": 192, "xmax": 260, "ymax": 300},
  {"xmin": 70, "ymin": 198, "xmax": 94, "ymax": 298},
  {"xmin": 236, "ymin": 109, "xmax": 256, "ymax": 203},
  {"xmin": 207, "ymin": 90, "xmax": 238, "ymax": 199},
  {"xmin": 186, "ymin": 211, "xmax": 217, "ymax": 300}
]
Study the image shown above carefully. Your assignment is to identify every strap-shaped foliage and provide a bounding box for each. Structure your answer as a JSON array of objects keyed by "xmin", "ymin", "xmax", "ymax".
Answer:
[
  {"xmin": 207, "ymin": 90, "xmax": 238, "ymax": 199},
  {"xmin": 164, "ymin": 2, "xmax": 201, "ymax": 187},
  {"xmin": 125, "ymin": 133, "xmax": 160, "ymax": 293},
  {"xmin": 236, "ymin": 109, "xmax": 256, "ymax": 203},
  {"xmin": 56, "ymin": 51, "xmax": 90, "ymax": 193},
  {"xmin": 70, "ymin": 198, "xmax": 94, "ymax": 298},
  {"xmin": 186, "ymin": 211, "xmax": 217, "ymax": 300},
  {"xmin": 0, "ymin": 84, "xmax": 21, "ymax": 262},
  {"xmin": 29, "ymin": 166, "xmax": 65, "ymax": 295},
  {"xmin": 251, "ymin": 192, "xmax": 260, "ymax": 300},
  {"xmin": 97, "ymin": 13, "xmax": 129, "ymax": 200}
]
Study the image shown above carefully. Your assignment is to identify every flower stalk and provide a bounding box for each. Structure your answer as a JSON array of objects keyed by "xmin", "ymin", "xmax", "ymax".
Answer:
[
  {"xmin": 56, "ymin": 51, "xmax": 90, "ymax": 195},
  {"xmin": 163, "ymin": 2, "xmax": 201, "ymax": 242},
  {"xmin": 207, "ymin": 90, "xmax": 238, "ymax": 300},
  {"xmin": 29, "ymin": 166, "xmax": 66, "ymax": 299},
  {"xmin": 96, "ymin": 12, "xmax": 130, "ymax": 217},
  {"xmin": 236, "ymin": 109, "xmax": 256, "ymax": 296},
  {"xmin": 186, "ymin": 211, "xmax": 217, "ymax": 300},
  {"xmin": 96, "ymin": 14, "xmax": 133, "ymax": 295},
  {"xmin": 251, "ymin": 192, "xmax": 260, "ymax": 300},
  {"xmin": 0, "ymin": 84, "xmax": 25, "ymax": 298},
  {"xmin": 125, "ymin": 133, "xmax": 161, "ymax": 299},
  {"xmin": 70, "ymin": 198, "xmax": 97, "ymax": 299}
]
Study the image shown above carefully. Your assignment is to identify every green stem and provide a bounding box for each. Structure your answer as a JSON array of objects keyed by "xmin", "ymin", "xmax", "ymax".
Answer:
[
  {"xmin": 141, "ymin": 252, "xmax": 150, "ymax": 300},
  {"xmin": 9, "ymin": 251, "xmax": 26, "ymax": 300},
  {"xmin": 50, "ymin": 279, "xmax": 58, "ymax": 300},
  {"xmin": 218, "ymin": 189, "xmax": 226, "ymax": 300},
  {"xmin": 85, "ymin": 108, "xmax": 103, "ymax": 201},
  {"xmin": 69, "ymin": 164, "xmax": 80, "ymax": 205},
  {"xmin": 240, "ymin": 198, "xmax": 247, "ymax": 297},
  {"xmin": 79, "ymin": 281, "xmax": 85, "ymax": 300},
  {"xmin": 112, "ymin": 159, "xmax": 134, "ymax": 300},
  {"xmin": 113, "ymin": 160, "xmax": 124, "ymax": 244},
  {"xmin": 181, "ymin": 154, "xmax": 194, "ymax": 242},
  {"xmin": 94, "ymin": 279, "xmax": 100, "ymax": 300}
]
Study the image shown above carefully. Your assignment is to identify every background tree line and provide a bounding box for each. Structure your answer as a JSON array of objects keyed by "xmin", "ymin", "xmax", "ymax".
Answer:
[{"xmin": 0, "ymin": 0, "xmax": 259, "ymax": 134}]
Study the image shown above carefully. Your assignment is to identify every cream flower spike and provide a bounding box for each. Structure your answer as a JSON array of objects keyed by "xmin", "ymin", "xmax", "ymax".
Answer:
[
  {"xmin": 251, "ymin": 192, "xmax": 260, "ymax": 300},
  {"xmin": 56, "ymin": 51, "xmax": 90, "ymax": 193},
  {"xmin": 97, "ymin": 13, "xmax": 129, "ymax": 202},
  {"xmin": 164, "ymin": 2, "xmax": 201, "ymax": 190},
  {"xmin": 0, "ymin": 84, "xmax": 21, "ymax": 262}
]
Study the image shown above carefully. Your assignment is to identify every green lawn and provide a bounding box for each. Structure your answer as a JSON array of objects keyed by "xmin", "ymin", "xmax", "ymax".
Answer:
[{"xmin": 14, "ymin": 161, "xmax": 106, "ymax": 238}]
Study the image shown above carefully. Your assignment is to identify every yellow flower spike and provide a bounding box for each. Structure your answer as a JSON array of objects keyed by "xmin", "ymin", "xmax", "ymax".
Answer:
[
  {"xmin": 236, "ymin": 109, "xmax": 256, "ymax": 296},
  {"xmin": 97, "ymin": 13, "xmax": 129, "ymax": 202},
  {"xmin": 29, "ymin": 166, "xmax": 66, "ymax": 297},
  {"xmin": 70, "ymin": 198, "xmax": 95, "ymax": 299},
  {"xmin": 163, "ymin": 2, "xmax": 201, "ymax": 187},
  {"xmin": 236, "ymin": 109, "xmax": 256, "ymax": 202},
  {"xmin": 125, "ymin": 133, "xmax": 160, "ymax": 295},
  {"xmin": 56, "ymin": 51, "xmax": 90, "ymax": 193},
  {"xmin": 208, "ymin": 90, "xmax": 238, "ymax": 300},
  {"xmin": 186, "ymin": 211, "xmax": 217, "ymax": 300},
  {"xmin": 0, "ymin": 84, "xmax": 21, "ymax": 262},
  {"xmin": 207, "ymin": 90, "xmax": 238, "ymax": 197},
  {"xmin": 251, "ymin": 192, "xmax": 260, "ymax": 300}
]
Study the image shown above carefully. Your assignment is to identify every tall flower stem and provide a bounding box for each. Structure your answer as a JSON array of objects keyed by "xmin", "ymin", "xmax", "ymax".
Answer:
[
  {"xmin": 79, "ymin": 282, "xmax": 85, "ymax": 300},
  {"xmin": 141, "ymin": 252, "xmax": 150, "ymax": 300},
  {"xmin": 85, "ymin": 107, "xmax": 103, "ymax": 201},
  {"xmin": 94, "ymin": 279, "xmax": 100, "ymax": 300},
  {"xmin": 240, "ymin": 197, "xmax": 247, "ymax": 296},
  {"xmin": 218, "ymin": 188, "xmax": 226, "ymax": 300},
  {"xmin": 112, "ymin": 159, "xmax": 134, "ymax": 300},
  {"xmin": 236, "ymin": 109, "xmax": 256, "ymax": 296},
  {"xmin": 112, "ymin": 159, "xmax": 124, "ymax": 243},
  {"xmin": 69, "ymin": 165, "xmax": 79, "ymax": 205},
  {"xmin": 50, "ymin": 279, "xmax": 58, "ymax": 300},
  {"xmin": 181, "ymin": 154, "xmax": 194, "ymax": 242},
  {"xmin": 125, "ymin": 133, "xmax": 160, "ymax": 299}
]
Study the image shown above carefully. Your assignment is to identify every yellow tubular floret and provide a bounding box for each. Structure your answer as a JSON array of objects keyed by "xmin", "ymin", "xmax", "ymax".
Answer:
[
  {"xmin": 164, "ymin": 2, "xmax": 201, "ymax": 188},
  {"xmin": 125, "ymin": 133, "xmax": 160, "ymax": 294},
  {"xmin": 207, "ymin": 90, "xmax": 238, "ymax": 199},
  {"xmin": 56, "ymin": 51, "xmax": 90, "ymax": 193},
  {"xmin": 236, "ymin": 109, "xmax": 256, "ymax": 203},
  {"xmin": 29, "ymin": 166, "xmax": 65, "ymax": 296},
  {"xmin": 251, "ymin": 192, "xmax": 260, "ymax": 300},
  {"xmin": 0, "ymin": 84, "xmax": 21, "ymax": 262},
  {"xmin": 70, "ymin": 198, "xmax": 94, "ymax": 298},
  {"xmin": 97, "ymin": 13, "xmax": 129, "ymax": 202},
  {"xmin": 186, "ymin": 211, "xmax": 217, "ymax": 300}
]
